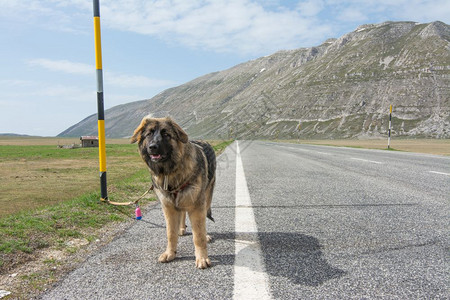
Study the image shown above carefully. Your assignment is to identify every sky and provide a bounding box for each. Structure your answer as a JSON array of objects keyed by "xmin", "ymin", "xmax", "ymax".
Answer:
[{"xmin": 0, "ymin": 0, "xmax": 449, "ymax": 136}]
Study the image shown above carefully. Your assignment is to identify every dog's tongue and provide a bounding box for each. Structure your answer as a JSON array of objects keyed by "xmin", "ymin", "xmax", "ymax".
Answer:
[{"xmin": 151, "ymin": 154, "xmax": 161, "ymax": 160}]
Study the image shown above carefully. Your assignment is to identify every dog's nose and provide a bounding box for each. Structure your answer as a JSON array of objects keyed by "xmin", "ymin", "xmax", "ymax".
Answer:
[{"xmin": 148, "ymin": 130, "xmax": 161, "ymax": 151}]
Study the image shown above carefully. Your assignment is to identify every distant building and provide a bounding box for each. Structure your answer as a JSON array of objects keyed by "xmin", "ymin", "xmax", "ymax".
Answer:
[{"xmin": 80, "ymin": 136, "xmax": 99, "ymax": 148}]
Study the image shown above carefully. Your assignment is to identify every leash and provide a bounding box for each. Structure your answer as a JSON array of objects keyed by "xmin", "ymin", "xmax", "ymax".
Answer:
[
  {"xmin": 100, "ymin": 184, "xmax": 154, "ymax": 206},
  {"xmin": 100, "ymin": 184, "xmax": 154, "ymax": 220}
]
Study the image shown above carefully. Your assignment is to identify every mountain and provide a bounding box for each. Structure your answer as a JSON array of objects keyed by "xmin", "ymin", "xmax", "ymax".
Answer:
[{"xmin": 59, "ymin": 21, "xmax": 450, "ymax": 139}]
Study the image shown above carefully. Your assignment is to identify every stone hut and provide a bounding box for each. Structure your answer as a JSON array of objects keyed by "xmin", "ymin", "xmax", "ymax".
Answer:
[{"xmin": 80, "ymin": 136, "xmax": 99, "ymax": 148}]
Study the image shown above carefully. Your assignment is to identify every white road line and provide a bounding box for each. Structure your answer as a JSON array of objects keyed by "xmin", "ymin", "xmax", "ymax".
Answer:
[
  {"xmin": 286, "ymin": 146, "xmax": 330, "ymax": 155},
  {"xmin": 428, "ymin": 171, "xmax": 450, "ymax": 176},
  {"xmin": 278, "ymin": 145, "xmax": 311, "ymax": 152},
  {"xmin": 350, "ymin": 157, "xmax": 383, "ymax": 164},
  {"xmin": 293, "ymin": 148, "xmax": 311, "ymax": 152},
  {"xmin": 316, "ymin": 151, "xmax": 331, "ymax": 155},
  {"xmin": 234, "ymin": 141, "xmax": 272, "ymax": 300}
]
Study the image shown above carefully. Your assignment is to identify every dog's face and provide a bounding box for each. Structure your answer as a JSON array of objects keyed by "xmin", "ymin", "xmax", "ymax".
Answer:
[{"xmin": 131, "ymin": 117, "xmax": 188, "ymax": 170}]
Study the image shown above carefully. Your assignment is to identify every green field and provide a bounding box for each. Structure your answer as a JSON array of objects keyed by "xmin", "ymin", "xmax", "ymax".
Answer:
[{"xmin": 0, "ymin": 144, "xmax": 146, "ymax": 217}]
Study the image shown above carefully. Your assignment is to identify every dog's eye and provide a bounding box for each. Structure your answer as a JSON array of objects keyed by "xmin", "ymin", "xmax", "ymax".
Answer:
[{"xmin": 162, "ymin": 132, "xmax": 171, "ymax": 139}]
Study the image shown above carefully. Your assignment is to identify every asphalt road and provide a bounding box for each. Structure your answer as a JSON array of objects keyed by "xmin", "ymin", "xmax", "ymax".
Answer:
[{"xmin": 42, "ymin": 141, "xmax": 449, "ymax": 299}]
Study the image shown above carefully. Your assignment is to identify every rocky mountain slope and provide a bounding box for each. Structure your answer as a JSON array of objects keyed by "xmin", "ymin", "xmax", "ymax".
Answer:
[{"xmin": 59, "ymin": 21, "xmax": 450, "ymax": 139}]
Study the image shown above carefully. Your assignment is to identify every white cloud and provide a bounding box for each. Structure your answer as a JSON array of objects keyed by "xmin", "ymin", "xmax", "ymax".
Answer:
[
  {"xmin": 97, "ymin": 0, "xmax": 450, "ymax": 55},
  {"xmin": 35, "ymin": 85, "xmax": 94, "ymax": 101},
  {"xmin": 3, "ymin": 0, "xmax": 449, "ymax": 56},
  {"xmin": 297, "ymin": 0, "xmax": 325, "ymax": 17},
  {"xmin": 0, "ymin": 78, "xmax": 93, "ymax": 103},
  {"xmin": 324, "ymin": 0, "xmax": 450, "ymax": 24},
  {"xmin": 0, "ymin": 79, "xmax": 37, "ymax": 87},
  {"xmin": 100, "ymin": 0, "xmax": 333, "ymax": 54},
  {"xmin": 337, "ymin": 7, "xmax": 367, "ymax": 23},
  {"xmin": 393, "ymin": 0, "xmax": 450, "ymax": 22},
  {"xmin": 27, "ymin": 58, "xmax": 175, "ymax": 88},
  {"xmin": 0, "ymin": 0, "xmax": 90, "ymax": 34},
  {"xmin": 28, "ymin": 59, "xmax": 93, "ymax": 75}
]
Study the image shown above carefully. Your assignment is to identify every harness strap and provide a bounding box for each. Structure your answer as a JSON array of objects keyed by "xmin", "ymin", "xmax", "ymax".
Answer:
[
  {"xmin": 152, "ymin": 178, "xmax": 191, "ymax": 198},
  {"xmin": 170, "ymin": 181, "xmax": 191, "ymax": 199}
]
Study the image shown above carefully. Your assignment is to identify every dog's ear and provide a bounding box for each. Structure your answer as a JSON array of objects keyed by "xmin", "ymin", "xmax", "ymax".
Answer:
[
  {"xmin": 131, "ymin": 118, "xmax": 149, "ymax": 144},
  {"xmin": 168, "ymin": 118, "xmax": 188, "ymax": 143}
]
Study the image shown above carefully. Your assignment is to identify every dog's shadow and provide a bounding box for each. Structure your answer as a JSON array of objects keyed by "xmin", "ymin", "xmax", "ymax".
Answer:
[{"xmin": 208, "ymin": 231, "xmax": 345, "ymax": 287}]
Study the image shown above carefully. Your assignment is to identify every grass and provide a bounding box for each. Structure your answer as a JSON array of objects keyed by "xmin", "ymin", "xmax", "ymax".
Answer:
[
  {"xmin": 210, "ymin": 139, "xmax": 235, "ymax": 155},
  {"xmin": 0, "ymin": 143, "xmax": 146, "ymax": 217},
  {"xmin": 0, "ymin": 191, "xmax": 133, "ymax": 253},
  {"xmin": 0, "ymin": 174, "xmax": 149, "ymax": 274},
  {"xmin": 0, "ymin": 145, "xmax": 97, "ymax": 160},
  {"xmin": 0, "ymin": 138, "xmax": 233, "ymax": 289}
]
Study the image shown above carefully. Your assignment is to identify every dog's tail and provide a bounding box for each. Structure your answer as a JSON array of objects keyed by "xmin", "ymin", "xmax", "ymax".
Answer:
[{"xmin": 207, "ymin": 208, "xmax": 215, "ymax": 222}]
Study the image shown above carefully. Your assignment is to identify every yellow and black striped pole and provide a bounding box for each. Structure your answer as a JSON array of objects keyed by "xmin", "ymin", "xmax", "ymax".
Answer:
[
  {"xmin": 388, "ymin": 105, "xmax": 393, "ymax": 149},
  {"xmin": 93, "ymin": 0, "xmax": 108, "ymax": 201}
]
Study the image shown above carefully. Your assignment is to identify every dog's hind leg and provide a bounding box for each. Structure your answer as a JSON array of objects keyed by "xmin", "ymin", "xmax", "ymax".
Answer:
[
  {"xmin": 205, "ymin": 177, "xmax": 215, "ymax": 223},
  {"xmin": 205, "ymin": 177, "xmax": 215, "ymax": 242},
  {"xmin": 179, "ymin": 211, "xmax": 187, "ymax": 236},
  {"xmin": 159, "ymin": 204, "xmax": 181, "ymax": 263}
]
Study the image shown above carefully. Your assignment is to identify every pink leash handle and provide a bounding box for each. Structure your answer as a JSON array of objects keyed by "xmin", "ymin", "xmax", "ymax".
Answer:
[{"xmin": 135, "ymin": 205, "xmax": 142, "ymax": 220}]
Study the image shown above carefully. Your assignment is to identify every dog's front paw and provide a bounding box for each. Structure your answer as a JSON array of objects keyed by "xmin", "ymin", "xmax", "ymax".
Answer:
[
  {"xmin": 158, "ymin": 251, "xmax": 176, "ymax": 263},
  {"xmin": 195, "ymin": 256, "xmax": 211, "ymax": 269}
]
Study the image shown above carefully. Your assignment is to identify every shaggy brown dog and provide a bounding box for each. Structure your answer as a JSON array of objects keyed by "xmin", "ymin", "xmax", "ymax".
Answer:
[{"xmin": 131, "ymin": 116, "xmax": 216, "ymax": 269}]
